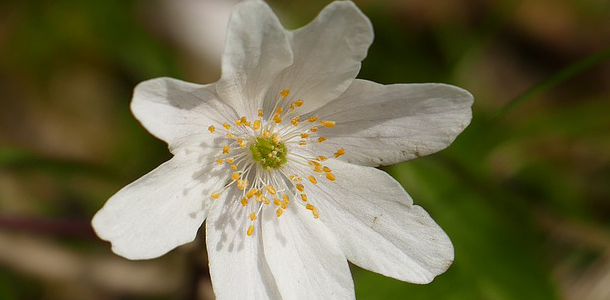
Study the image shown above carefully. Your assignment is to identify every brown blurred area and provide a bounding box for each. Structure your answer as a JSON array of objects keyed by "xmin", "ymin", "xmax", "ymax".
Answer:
[{"xmin": 0, "ymin": 0, "xmax": 609, "ymax": 299}]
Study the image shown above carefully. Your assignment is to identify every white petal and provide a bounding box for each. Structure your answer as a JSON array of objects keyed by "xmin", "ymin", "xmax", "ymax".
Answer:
[
  {"xmin": 216, "ymin": 0, "xmax": 293, "ymax": 117},
  {"xmin": 262, "ymin": 202, "xmax": 354, "ymax": 300},
  {"xmin": 92, "ymin": 149, "xmax": 229, "ymax": 260},
  {"xmin": 309, "ymin": 159, "xmax": 454, "ymax": 284},
  {"xmin": 264, "ymin": 1, "xmax": 373, "ymax": 114},
  {"xmin": 131, "ymin": 77, "xmax": 238, "ymax": 152},
  {"xmin": 206, "ymin": 195, "xmax": 282, "ymax": 300},
  {"xmin": 314, "ymin": 79, "xmax": 473, "ymax": 166}
]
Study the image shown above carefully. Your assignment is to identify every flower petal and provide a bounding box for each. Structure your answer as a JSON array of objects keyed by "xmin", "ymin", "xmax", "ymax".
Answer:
[
  {"xmin": 262, "ymin": 202, "xmax": 354, "ymax": 300},
  {"xmin": 314, "ymin": 79, "xmax": 473, "ymax": 166},
  {"xmin": 131, "ymin": 77, "xmax": 238, "ymax": 152},
  {"xmin": 264, "ymin": 1, "xmax": 374, "ymax": 114},
  {"xmin": 92, "ymin": 149, "xmax": 229, "ymax": 260},
  {"xmin": 216, "ymin": 0, "xmax": 293, "ymax": 117},
  {"xmin": 206, "ymin": 194, "xmax": 282, "ymax": 300},
  {"xmin": 309, "ymin": 158, "xmax": 454, "ymax": 284}
]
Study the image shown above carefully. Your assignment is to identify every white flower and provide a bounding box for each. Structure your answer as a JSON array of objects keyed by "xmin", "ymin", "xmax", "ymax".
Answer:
[{"xmin": 92, "ymin": 0, "xmax": 473, "ymax": 299}]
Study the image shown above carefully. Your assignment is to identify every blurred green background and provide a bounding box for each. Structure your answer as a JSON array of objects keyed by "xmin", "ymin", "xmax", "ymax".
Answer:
[{"xmin": 1, "ymin": 0, "xmax": 609, "ymax": 299}]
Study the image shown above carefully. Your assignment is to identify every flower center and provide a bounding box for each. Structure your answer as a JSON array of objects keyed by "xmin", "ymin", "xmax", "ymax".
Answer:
[
  {"xmin": 205, "ymin": 88, "xmax": 348, "ymax": 236},
  {"xmin": 250, "ymin": 136, "xmax": 288, "ymax": 169}
]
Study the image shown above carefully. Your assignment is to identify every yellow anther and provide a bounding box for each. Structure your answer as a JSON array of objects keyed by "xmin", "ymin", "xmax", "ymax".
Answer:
[
  {"xmin": 211, "ymin": 192, "xmax": 221, "ymax": 199},
  {"xmin": 250, "ymin": 212, "xmax": 257, "ymax": 221},
  {"xmin": 308, "ymin": 175, "xmax": 318, "ymax": 184},
  {"xmin": 323, "ymin": 166, "xmax": 332, "ymax": 172},
  {"xmin": 263, "ymin": 129, "xmax": 270, "ymax": 138},
  {"xmin": 276, "ymin": 208, "xmax": 284, "ymax": 217},
  {"xmin": 318, "ymin": 136, "xmax": 327, "ymax": 142},
  {"xmin": 231, "ymin": 172, "xmax": 240, "ymax": 180},
  {"xmin": 296, "ymin": 183, "xmax": 304, "ymax": 191},
  {"xmin": 312, "ymin": 207, "xmax": 320, "ymax": 219},
  {"xmin": 266, "ymin": 185, "xmax": 277, "ymax": 195},
  {"xmin": 321, "ymin": 120, "xmax": 336, "ymax": 127},
  {"xmin": 227, "ymin": 132, "xmax": 235, "ymax": 138},
  {"xmin": 253, "ymin": 119, "xmax": 261, "ymax": 130},
  {"xmin": 276, "ymin": 107, "xmax": 284, "ymax": 114},
  {"xmin": 262, "ymin": 197, "xmax": 271, "ymax": 205},
  {"xmin": 308, "ymin": 115, "xmax": 318, "ymax": 122},
  {"xmin": 227, "ymin": 158, "xmax": 234, "ymax": 163},
  {"xmin": 246, "ymin": 188, "xmax": 258, "ymax": 198},
  {"xmin": 314, "ymin": 165, "xmax": 323, "ymax": 172},
  {"xmin": 281, "ymin": 202, "xmax": 287, "ymax": 209},
  {"xmin": 247, "ymin": 225, "xmax": 254, "ymax": 236},
  {"xmin": 208, "ymin": 125, "xmax": 215, "ymax": 133},
  {"xmin": 300, "ymin": 193, "xmax": 308, "ymax": 202},
  {"xmin": 231, "ymin": 164, "xmax": 237, "ymax": 170},
  {"xmin": 317, "ymin": 156, "xmax": 327, "ymax": 161},
  {"xmin": 291, "ymin": 116, "xmax": 300, "ymax": 126},
  {"xmin": 216, "ymin": 158, "xmax": 224, "ymax": 164},
  {"xmin": 334, "ymin": 148, "xmax": 345, "ymax": 157},
  {"xmin": 283, "ymin": 194, "xmax": 289, "ymax": 202},
  {"xmin": 311, "ymin": 126, "xmax": 318, "ymax": 132},
  {"xmin": 258, "ymin": 109, "xmax": 264, "ymax": 117},
  {"xmin": 238, "ymin": 139, "xmax": 247, "ymax": 148},
  {"xmin": 274, "ymin": 198, "xmax": 281, "ymax": 205},
  {"xmin": 299, "ymin": 140, "xmax": 307, "ymax": 145},
  {"xmin": 223, "ymin": 122, "xmax": 231, "ymax": 129},
  {"xmin": 310, "ymin": 160, "xmax": 321, "ymax": 166},
  {"xmin": 301, "ymin": 132, "xmax": 310, "ymax": 138},
  {"xmin": 223, "ymin": 145, "xmax": 230, "ymax": 154},
  {"xmin": 241, "ymin": 197, "xmax": 248, "ymax": 206},
  {"xmin": 235, "ymin": 118, "xmax": 242, "ymax": 125},
  {"xmin": 256, "ymin": 189, "xmax": 263, "ymax": 197},
  {"xmin": 280, "ymin": 89, "xmax": 290, "ymax": 97},
  {"xmin": 273, "ymin": 114, "xmax": 282, "ymax": 123},
  {"xmin": 326, "ymin": 172, "xmax": 336, "ymax": 181},
  {"xmin": 241, "ymin": 116, "xmax": 249, "ymax": 125},
  {"xmin": 294, "ymin": 99, "xmax": 304, "ymax": 107},
  {"xmin": 237, "ymin": 179, "xmax": 248, "ymax": 190},
  {"xmin": 272, "ymin": 134, "xmax": 280, "ymax": 143},
  {"xmin": 306, "ymin": 203, "xmax": 314, "ymax": 210}
]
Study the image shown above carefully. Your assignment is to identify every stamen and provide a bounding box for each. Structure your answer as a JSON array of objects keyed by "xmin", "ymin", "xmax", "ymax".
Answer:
[
  {"xmin": 223, "ymin": 145, "xmax": 230, "ymax": 154},
  {"xmin": 231, "ymin": 172, "xmax": 240, "ymax": 180},
  {"xmin": 321, "ymin": 120, "xmax": 336, "ymax": 127},
  {"xmin": 317, "ymin": 136, "xmax": 327, "ymax": 142},
  {"xmin": 258, "ymin": 109, "xmax": 264, "ymax": 117},
  {"xmin": 308, "ymin": 115, "xmax": 318, "ymax": 122},
  {"xmin": 253, "ymin": 119, "xmax": 261, "ymax": 130},
  {"xmin": 208, "ymin": 125, "xmax": 215, "ymax": 133},
  {"xmin": 223, "ymin": 122, "xmax": 231, "ymax": 130},
  {"xmin": 334, "ymin": 148, "xmax": 345, "ymax": 157},
  {"xmin": 211, "ymin": 192, "xmax": 221, "ymax": 199},
  {"xmin": 300, "ymin": 193, "xmax": 307, "ymax": 201},
  {"xmin": 276, "ymin": 208, "xmax": 283, "ymax": 217},
  {"xmin": 241, "ymin": 197, "xmax": 248, "ymax": 206},
  {"xmin": 247, "ymin": 225, "xmax": 254, "ymax": 236},
  {"xmin": 308, "ymin": 175, "xmax": 318, "ymax": 184},
  {"xmin": 250, "ymin": 212, "xmax": 257, "ymax": 221},
  {"xmin": 280, "ymin": 89, "xmax": 290, "ymax": 97},
  {"xmin": 326, "ymin": 172, "xmax": 336, "ymax": 181}
]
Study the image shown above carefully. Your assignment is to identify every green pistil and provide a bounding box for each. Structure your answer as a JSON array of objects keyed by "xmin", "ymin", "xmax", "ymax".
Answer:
[{"xmin": 250, "ymin": 137, "xmax": 288, "ymax": 169}]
